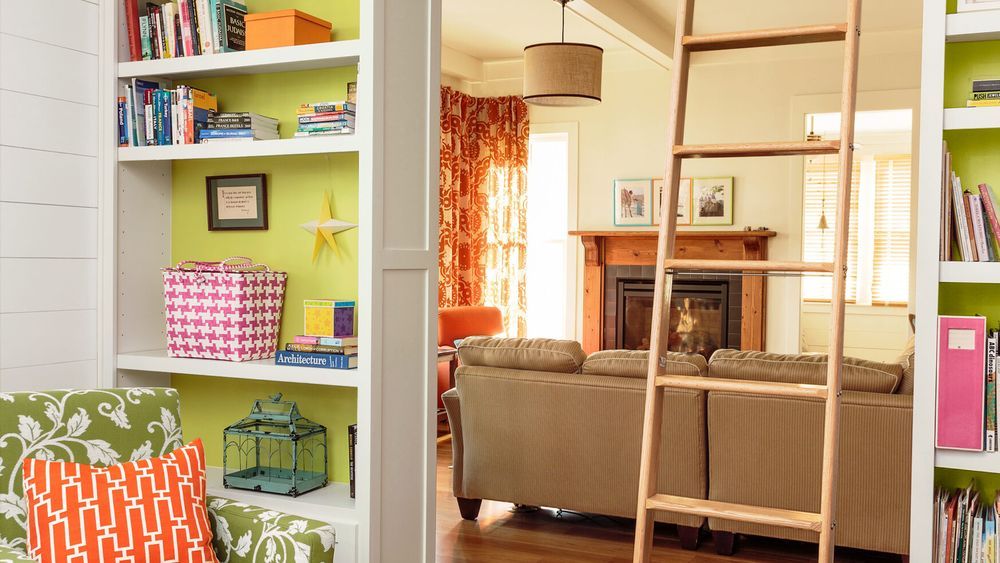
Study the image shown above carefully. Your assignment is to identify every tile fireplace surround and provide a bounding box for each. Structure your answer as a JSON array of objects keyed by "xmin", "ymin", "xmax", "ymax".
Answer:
[{"xmin": 571, "ymin": 230, "xmax": 776, "ymax": 355}]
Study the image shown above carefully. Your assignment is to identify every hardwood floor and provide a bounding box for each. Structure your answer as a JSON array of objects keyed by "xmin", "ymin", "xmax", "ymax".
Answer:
[{"xmin": 435, "ymin": 440, "xmax": 901, "ymax": 562}]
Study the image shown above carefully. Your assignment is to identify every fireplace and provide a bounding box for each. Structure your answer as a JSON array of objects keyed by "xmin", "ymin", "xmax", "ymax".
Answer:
[{"xmin": 615, "ymin": 279, "xmax": 731, "ymax": 357}]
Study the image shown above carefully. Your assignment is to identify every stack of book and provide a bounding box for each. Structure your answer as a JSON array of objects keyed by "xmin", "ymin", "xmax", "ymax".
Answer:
[
  {"xmin": 968, "ymin": 78, "xmax": 1000, "ymax": 108},
  {"xmin": 936, "ymin": 316, "xmax": 998, "ymax": 453},
  {"xmin": 934, "ymin": 484, "xmax": 998, "ymax": 562},
  {"xmin": 940, "ymin": 142, "xmax": 1000, "ymax": 262},
  {"xmin": 200, "ymin": 112, "xmax": 279, "ymax": 143},
  {"xmin": 118, "ymin": 79, "xmax": 217, "ymax": 147},
  {"xmin": 295, "ymin": 102, "xmax": 356, "ymax": 137},
  {"xmin": 124, "ymin": 0, "xmax": 246, "ymax": 62},
  {"xmin": 275, "ymin": 335, "xmax": 358, "ymax": 369}
]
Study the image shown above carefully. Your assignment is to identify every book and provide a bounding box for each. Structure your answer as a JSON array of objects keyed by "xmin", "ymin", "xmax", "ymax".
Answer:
[
  {"xmin": 972, "ymin": 91, "xmax": 1000, "ymax": 101},
  {"xmin": 285, "ymin": 343, "xmax": 359, "ymax": 355},
  {"xmin": 294, "ymin": 129, "xmax": 353, "ymax": 137},
  {"xmin": 299, "ymin": 111, "xmax": 356, "ymax": 124},
  {"xmin": 298, "ymin": 101, "xmax": 356, "ymax": 114},
  {"xmin": 965, "ymin": 191, "xmax": 980, "ymax": 261},
  {"xmin": 125, "ymin": 0, "xmax": 143, "ymax": 61},
  {"xmin": 298, "ymin": 121, "xmax": 354, "ymax": 132},
  {"xmin": 162, "ymin": 2, "xmax": 177, "ymax": 58},
  {"xmin": 981, "ymin": 184, "xmax": 1000, "ymax": 257},
  {"xmin": 974, "ymin": 79, "xmax": 1000, "ymax": 93},
  {"xmin": 290, "ymin": 335, "xmax": 360, "ymax": 346},
  {"xmin": 219, "ymin": 0, "xmax": 247, "ymax": 52},
  {"xmin": 348, "ymin": 424, "xmax": 357, "ymax": 499},
  {"xmin": 347, "ymin": 81, "xmax": 357, "ymax": 104},
  {"xmin": 937, "ymin": 315, "xmax": 987, "ymax": 451},
  {"xmin": 941, "ymin": 143, "xmax": 952, "ymax": 261},
  {"xmin": 199, "ymin": 128, "xmax": 279, "ymax": 139},
  {"xmin": 196, "ymin": 0, "xmax": 214, "ymax": 55},
  {"xmin": 275, "ymin": 350, "xmax": 358, "ymax": 369},
  {"xmin": 971, "ymin": 194, "xmax": 990, "ymax": 262},
  {"xmin": 179, "ymin": 0, "xmax": 195, "ymax": 56},
  {"xmin": 989, "ymin": 331, "xmax": 998, "ymax": 453},
  {"xmin": 118, "ymin": 97, "xmax": 129, "ymax": 147},
  {"xmin": 968, "ymin": 99, "xmax": 1000, "ymax": 107},
  {"xmin": 953, "ymin": 174, "xmax": 971, "ymax": 261},
  {"xmin": 139, "ymin": 15, "xmax": 152, "ymax": 60}
]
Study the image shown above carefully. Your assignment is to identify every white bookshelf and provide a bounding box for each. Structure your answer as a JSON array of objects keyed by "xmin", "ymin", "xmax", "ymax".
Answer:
[
  {"xmin": 914, "ymin": 2, "xmax": 1000, "ymax": 561},
  {"xmin": 118, "ymin": 41, "xmax": 362, "ymax": 79},
  {"xmin": 117, "ymin": 350, "xmax": 364, "ymax": 387},
  {"xmin": 944, "ymin": 106, "xmax": 1000, "ymax": 130},
  {"xmin": 97, "ymin": 0, "xmax": 440, "ymax": 561},
  {"xmin": 118, "ymin": 135, "xmax": 359, "ymax": 161}
]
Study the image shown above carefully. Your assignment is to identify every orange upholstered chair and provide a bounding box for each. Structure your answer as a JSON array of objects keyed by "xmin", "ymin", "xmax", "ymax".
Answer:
[{"xmin": 437, "ymin": 306, "xmax": 504, "ymax": 408}]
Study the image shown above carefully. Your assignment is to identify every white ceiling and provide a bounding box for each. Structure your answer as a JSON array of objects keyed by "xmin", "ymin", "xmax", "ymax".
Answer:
[
  {"xmin": 442, "ymin": 0, "xmax": 922, "ymax": 62},
  {"xmin": 442, "ymin": 0, "xmax": 627, "ymax": 61}
]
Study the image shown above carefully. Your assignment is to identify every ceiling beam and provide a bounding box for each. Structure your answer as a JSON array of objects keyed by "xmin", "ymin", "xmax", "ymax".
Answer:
[
  {"xmin": 442, "ymin": 45, "xmax": 485, "ymax": 82},
  {"xmin": 571, "ymin": 0, "xmax": 674, "ymax": 69}
]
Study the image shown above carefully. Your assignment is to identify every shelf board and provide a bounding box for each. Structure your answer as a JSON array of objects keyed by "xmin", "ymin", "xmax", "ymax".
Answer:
[
  {"xmin": 936, "ymin": 449, "xmax": 1000, "ymax": 473},
  {"xmin": 117, "ymin": 350, "xmax": 362, "ymax": 387},
  {"xmin": 947, "ymin": 11, "xmax": 1000, "ymax": 42},
  {"xmin": 205, "ymin": 466, "xmax": 357, "ymax": 524},
  {"xmin": 939, "ymin": 260, "xmax": 1000, "ymax": 283},
  {"xmin": 944, "ymin": 106, "xmax": 1000, "ymax": 130},
  {"xmin": 118, "ymin": 136, "xmax": 358, "ymax": 161},
  {"xmin": 118, "ymin": 41, "xmax": 361, "ymax": 80}
]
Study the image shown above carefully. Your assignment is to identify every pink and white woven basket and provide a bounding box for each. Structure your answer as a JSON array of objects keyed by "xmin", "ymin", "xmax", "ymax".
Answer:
[{"xmin": 162, "ymin": 257, "xmax": 287, "ymax": 361}]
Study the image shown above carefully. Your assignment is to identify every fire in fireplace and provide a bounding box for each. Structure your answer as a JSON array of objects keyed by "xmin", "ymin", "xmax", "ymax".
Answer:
[{"xmin": 615, "ymin": 279, "xmax": 731, "ymax": 358}]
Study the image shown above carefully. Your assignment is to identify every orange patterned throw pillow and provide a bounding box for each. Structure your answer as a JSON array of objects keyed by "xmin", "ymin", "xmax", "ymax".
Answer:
[{"xmin": 23, "ymin": 439, "xmax": 217, "ymax": 563}]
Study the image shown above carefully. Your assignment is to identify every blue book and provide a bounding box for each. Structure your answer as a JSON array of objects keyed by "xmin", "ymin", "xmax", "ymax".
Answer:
[
  {"xmin": 117, "ymin": 99, "xmax": 128, "ymax": 146},
  {"xmin": 318, "ymin": 336, "xmax": 359, "ymax": 347},
  {"xmin": 199, "ymin": 128, "xmax": 254, "ymax": 139},
  {"xmin": 276, "ymin": 350, "xmax": 358, "ymax": 370}
]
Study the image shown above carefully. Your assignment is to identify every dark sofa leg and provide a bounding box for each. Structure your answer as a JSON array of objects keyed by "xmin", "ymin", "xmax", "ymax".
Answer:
[
  {"xmin": 901, "ymin": 556, "xmax": 909, "ymax": 563},
  {"xmin": 677, "ymin": 525, "xmax": 700, "ymax": 550},
  {"xmin": 457, "ymin": 497, "xmax": 482, "ymax": 520},
  {"xmin": 713, "ymin": 531, "xmax": 736, "ymax": 555}
]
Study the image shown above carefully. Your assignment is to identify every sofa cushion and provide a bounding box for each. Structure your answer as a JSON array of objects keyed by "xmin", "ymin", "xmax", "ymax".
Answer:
[
  {"xmin": 708, "ymin": 349, "xmax": 901, "ymax": 394},
  {"xmin": 23, "ymin": 440, "xmax": 215, "ymax": 563},
  {"xmin": 894, "ymin": 335, "xmax": 915, "ymax": 395},
  {"xmin": 458, "ymin": 337, "xmax": 586, "ymax": 373},
  {"xmin": 582, "ymin": 350, "xmax": 708, "ymax": 379}
]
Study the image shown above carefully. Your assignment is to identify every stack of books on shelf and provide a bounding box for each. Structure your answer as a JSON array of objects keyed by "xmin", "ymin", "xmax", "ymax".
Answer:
[
  {"xmin": 934, "ymin": 484, "xmax": 999, "ymax": 563},
  {"xmin": 296, "ymin": 102, "xmax": 356, "ymax": 137},
  {"xmin": 201, "ymin": 112, "xmax": 279, "ymax": 142},
  {"xmin": 940, "ymin": 142, "xmax": 1000, "ymax": 262},
  {"xmin": 123, "ymin": 0, "xmax": 246, "ymax": 62},
  {"xmin": 118, "ymin": 80, "xmax": 217, "ymax": 147},
  {"xmin": 275, "ymin": 336, "xmax": 358, "ymax": 369},
  {"xmin": 967, "ymin": 78, "xmax": 1000, "ymax": 108},
  {"xmin": 936, "ymin": 316, "xmax": 998, "ymax": 453}
]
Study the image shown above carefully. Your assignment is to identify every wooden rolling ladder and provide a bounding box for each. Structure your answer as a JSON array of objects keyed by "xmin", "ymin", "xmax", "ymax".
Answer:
[{"xmin": 632, "ymin": 2, "xmax": 862, "ymax": 562}]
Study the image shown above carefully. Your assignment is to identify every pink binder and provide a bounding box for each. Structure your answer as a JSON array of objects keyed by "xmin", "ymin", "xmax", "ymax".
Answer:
[{"xmin": 937, "ymin": 315, "xmax": 987, "ymax": 451}]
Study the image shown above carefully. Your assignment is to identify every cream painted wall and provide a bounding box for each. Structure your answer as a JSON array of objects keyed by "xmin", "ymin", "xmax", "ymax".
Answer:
[{"xmin": 445, "ymin": 34, "xmax": 921, "ymax": 355}]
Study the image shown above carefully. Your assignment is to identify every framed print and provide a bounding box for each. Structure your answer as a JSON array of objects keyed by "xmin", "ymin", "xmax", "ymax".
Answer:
[
  {"xmin": 206, "ymin": 174, "xmax": 268, "ymax": 231},
  {"xmin": 691, "ymin": 177, "xmax": 734, "ymax": 226},
  {"xmin": 613, "ymin": 179, "xmax": 653, "ymax": 226},
  {"xmin": 958, "ymin": 0, "xmax": 1000, "ymax": 12},
  {"xmin": 653, "ymin": 178, "xmax": 692, "ymax": 226}
]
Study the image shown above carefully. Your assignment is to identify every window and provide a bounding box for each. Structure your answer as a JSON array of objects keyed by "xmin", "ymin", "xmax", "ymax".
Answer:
[
  {"xmin": 525, "ymin": 129, "xmax": 576, "ymax": 338},
  {"xmin": 801, "ymin": 110, "xmax": 912, "ymax": 305}
]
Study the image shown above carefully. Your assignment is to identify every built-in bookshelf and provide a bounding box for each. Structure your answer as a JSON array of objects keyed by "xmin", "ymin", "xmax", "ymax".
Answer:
[
  {"xmin": 98, "ymin": 1, "xmax": 439, "ymax": 562},
  {"xmin": 913, "ymin": 1, "xmax": 1000, "ymax": 560}
]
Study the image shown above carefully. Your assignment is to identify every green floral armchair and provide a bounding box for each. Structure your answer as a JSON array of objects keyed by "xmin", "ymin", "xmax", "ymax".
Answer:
[{"xmin": 0, "ymin": 388, "xmax": 335, "ymax": 563}]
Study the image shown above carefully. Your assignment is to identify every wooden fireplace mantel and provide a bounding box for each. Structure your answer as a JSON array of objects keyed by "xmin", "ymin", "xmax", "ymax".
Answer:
[{"xmin": 570, "ymin": 229, "xmax": 776, "ymax": 354}]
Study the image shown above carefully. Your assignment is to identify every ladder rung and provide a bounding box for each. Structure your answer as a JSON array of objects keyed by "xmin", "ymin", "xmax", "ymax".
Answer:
[
  {"xmin": 674, "ymin": 140, "xmax": 840, "ymax": 159},
  {"xmin": 645, "ymin": 495, "xmax": 824, "ymax": 532},
  {"xmin": 656, "ymin": 375, "xmax": 828, "ymax": 399},
  {"xmin": 683, "ymin": 23, "xmax": 849, "ymax": 52},
  {"xmin": 663, "ymin": 259, "xmax": 834, "ymax": 273}
]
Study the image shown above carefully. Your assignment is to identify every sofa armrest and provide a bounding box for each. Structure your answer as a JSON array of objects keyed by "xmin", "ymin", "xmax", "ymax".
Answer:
[
  {"xmin": 442, "ymin": 387, "xmax": 465, "ymax": 497},
  {"xmin": 207, "ymin": 496, "xmax": 336, "ymax": 563},
  {"xmin": 706, "ymin": 390, "xmax": 912, "ymax": 554}
]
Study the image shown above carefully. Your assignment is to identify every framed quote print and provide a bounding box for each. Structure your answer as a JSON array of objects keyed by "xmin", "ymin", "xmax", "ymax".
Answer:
[{"xmin": 206, "ymin": 174, "xmax": 268, "ymax": 231}]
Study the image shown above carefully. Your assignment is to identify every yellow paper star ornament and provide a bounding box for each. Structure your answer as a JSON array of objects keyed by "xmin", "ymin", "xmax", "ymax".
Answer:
[{"xmin": 301, "ymin": 192, "xmax": 357, "ymax": 261}]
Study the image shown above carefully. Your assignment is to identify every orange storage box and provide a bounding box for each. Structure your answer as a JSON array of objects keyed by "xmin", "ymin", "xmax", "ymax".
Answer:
[{"xmin": 245, "ymin": 9, "xmax": 332, "ymax": 50}]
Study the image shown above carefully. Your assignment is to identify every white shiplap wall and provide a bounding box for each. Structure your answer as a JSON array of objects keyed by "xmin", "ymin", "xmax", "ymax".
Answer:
[{"xmin": 0, "ymin": 0, "xmax": 100, "ymax": 391}]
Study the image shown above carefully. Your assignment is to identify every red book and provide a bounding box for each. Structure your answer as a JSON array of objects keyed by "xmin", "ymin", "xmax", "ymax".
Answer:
[
  {"xmin": 979, "ymin": 183, "xmax": 1000, "ymax": 253},
  {"xmin": 179, "ymin": 0, "xmax": 195, "ymax": 56},
  {"xmin": 124, "ymin": 0, "xmax": 142, "ymax": 61}
]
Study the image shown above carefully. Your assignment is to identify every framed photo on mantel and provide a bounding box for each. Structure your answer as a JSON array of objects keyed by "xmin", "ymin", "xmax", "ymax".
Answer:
[{"xmin": 206, "ymin": 174, "xmax": 268, "ymax": 231}]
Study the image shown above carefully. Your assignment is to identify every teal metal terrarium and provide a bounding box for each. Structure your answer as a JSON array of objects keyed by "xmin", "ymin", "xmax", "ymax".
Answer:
[{"xmin": 223, "ymin": 393, "xmax": 328, "ymax": 497}]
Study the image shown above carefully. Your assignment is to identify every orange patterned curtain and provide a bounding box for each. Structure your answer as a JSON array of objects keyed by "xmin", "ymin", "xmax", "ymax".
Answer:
[{"xmin": 439, "ymin": 87, "xmax": 529, "ymax": 336}]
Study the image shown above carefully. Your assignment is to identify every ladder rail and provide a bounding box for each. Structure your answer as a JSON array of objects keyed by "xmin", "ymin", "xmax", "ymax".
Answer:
[
  {"xmin": 632, "ymin": 0, "xmax": 694, "ymax": 560},
  {"xmin": 817, "ymin": 1, "xmax": 863, "ymax": 560}
]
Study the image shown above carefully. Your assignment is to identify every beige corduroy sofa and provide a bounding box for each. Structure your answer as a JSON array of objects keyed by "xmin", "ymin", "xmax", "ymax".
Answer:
[{"xmin": 443, "ymin": 337, "xmax": 913, "ymax": 556}]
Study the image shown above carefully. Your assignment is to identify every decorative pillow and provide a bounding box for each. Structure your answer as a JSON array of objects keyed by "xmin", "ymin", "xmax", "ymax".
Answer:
[
  {"xmin": 23, "ymin": 439, "xmax": 216, "ymax": 563},
  {"xmin": 457, "ymin": 337, "xmax": 587, "ymax": 373},
  {"xmin": 581, "ymin": 349, "xmax": 708, "ymax": 378}
]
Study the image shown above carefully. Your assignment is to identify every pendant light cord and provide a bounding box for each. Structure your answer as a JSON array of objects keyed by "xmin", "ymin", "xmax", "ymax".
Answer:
[{"xmin": 561, "ymin": 0, "xmax": 566, "ymax": 42}]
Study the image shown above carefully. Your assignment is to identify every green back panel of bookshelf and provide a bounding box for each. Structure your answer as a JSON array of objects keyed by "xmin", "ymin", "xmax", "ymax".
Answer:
[{"xmin": 169, "ymin": 62, "xmax": 359, "ymax": 482}]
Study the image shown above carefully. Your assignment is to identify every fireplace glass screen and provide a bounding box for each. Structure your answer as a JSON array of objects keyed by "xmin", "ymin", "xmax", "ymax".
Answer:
[{"xmin": 616, "ymin": 279, "xmax": 729, "ymax": 358}]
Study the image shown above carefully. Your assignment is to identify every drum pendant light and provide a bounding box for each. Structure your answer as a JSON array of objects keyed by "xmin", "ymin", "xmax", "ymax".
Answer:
[{"xmin": 523, "ymin": 0, "xmax": 603, "ymax": 107}]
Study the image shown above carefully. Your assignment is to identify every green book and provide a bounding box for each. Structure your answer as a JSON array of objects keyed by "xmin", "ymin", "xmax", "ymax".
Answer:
[{"xmin": 139, "ymin": 15, "xmax": 152, "ymax": 60}]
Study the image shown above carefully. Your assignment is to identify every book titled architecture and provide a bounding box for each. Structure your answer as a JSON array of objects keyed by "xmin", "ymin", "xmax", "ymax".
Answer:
[
  {"xmin": 936, "ymin": 315, "xmax": 987, "ymax": 451},
  {"xmin": 275, "ymin": 350, "xmax": 358, "ymax": 369}
]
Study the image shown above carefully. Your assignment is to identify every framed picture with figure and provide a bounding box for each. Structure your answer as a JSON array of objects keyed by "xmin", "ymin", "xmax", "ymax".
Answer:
[
  {"xmin": 691, "ymin": 177, "xmax": 734, "ymax": 226},
  {"xmin": 653, "ymin": 178, "xmax": 692, "ymax": 226},
  {"xmin": 613, "ymin": 179, "xmax": 653, "ymax": 226}
]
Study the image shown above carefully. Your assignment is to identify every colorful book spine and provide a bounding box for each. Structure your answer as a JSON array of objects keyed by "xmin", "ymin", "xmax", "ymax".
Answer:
[
  {"xmin": 348, "ymin": 424, "xmax": 357, "ymax": 499},
  {"xmin": 117, "ymin": 97, "xmax": 129, "ymax": 147},
  {"xmin": 319, "ymin": 336, "xmax": 358, "ymax": 346},
  {"xmin": 936, "ymin": 315, "xmax": 987, "ymax": 451},
  {"xmin": 988, "ymin": 331, "xmax": 998, "ymax": 453},
  {"xmin": 299, "ymin": 112, "xmax": 356, "ymax": 124},
  {"xmin": 285, "ymin": 343, "xmax": 357, "ymax": 355},
  {"xmin": 974, "ymin": 79, "xmax": 1000, "ymax": 92},
  {"xmin": 196, "ymin": 0, "xmax": 214, "ymax": 55},
  {"xmin": 219, "ymin": 0, "xmax": 247, "ymax": 52},
  {"xmin": 199, "ymin": 128, "xmax": 256, "ymax": 138},
  {"xmin": 139, "ymin": 15, "xmax": 152, "ymax": 60},
  {"xmin": 125, "ymin": 0, "xmax": 143, "ymax": 61},
  {"xmin": 965, "ymin": 192, "xmax": 980, "ymax": 262},
  {"xmin": 293, "ymin": 335, "xmax": 320, "ymax": 345},
  {"xmin": 971, "ymin": 194, "xmax": 990, "ymax": 262},
  {"xmin": 275, "ymin": 350, "xmax": 358, "ymax": 369},
  {"xmin": 298, "ymin": 121, "xmax": 354, "ymax": 132},
  {"xmin": 297, "ymin": 102, "xmax": 356, "ymax": 114}
]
